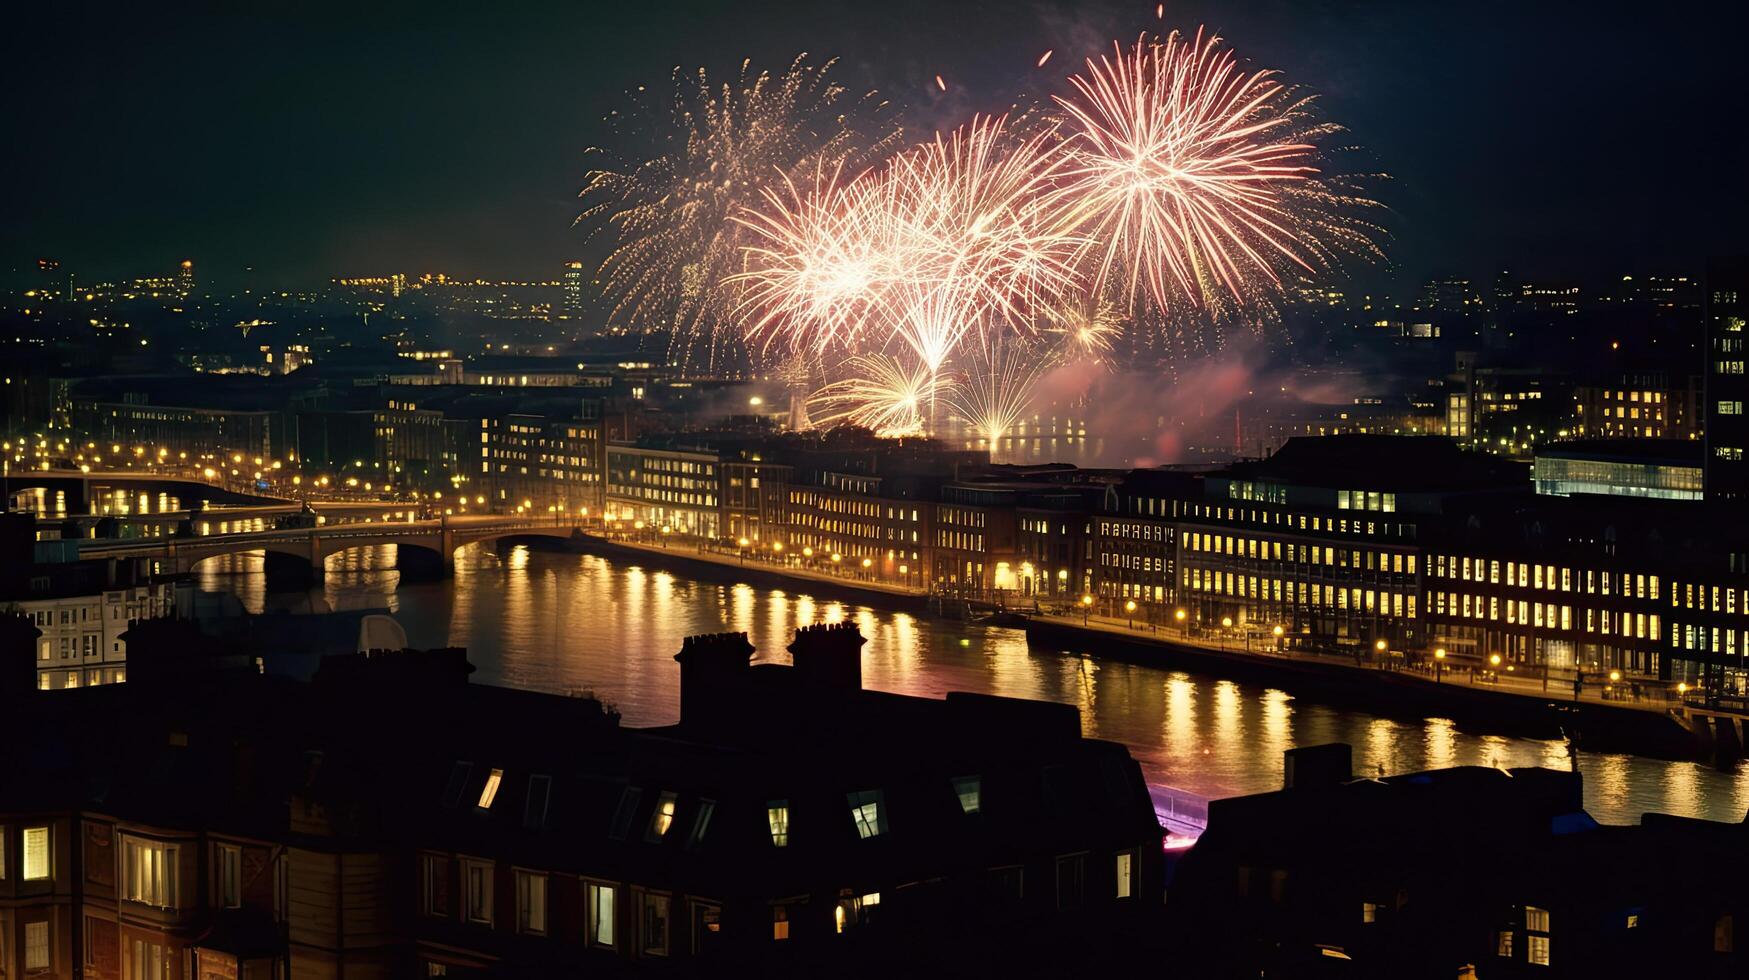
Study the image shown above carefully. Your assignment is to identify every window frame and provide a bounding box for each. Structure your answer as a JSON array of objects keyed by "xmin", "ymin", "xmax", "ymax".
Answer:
[
  {"xmin": 216, "ymin": 843, "xmax": 243, "ymax": 910},
  {"xmin": 642, "ymin": 891, "xmax": 672, "ymax": 957},
  {"xmin": 461, "ymin": 858, "xmax": 494, "ymax": 926},
  {"xmin": 846, "ymin": 789, "xmax": 887, "ymax": 840},
  {"xmin": 25, "ymin": 919, "xmax": 50, "ymax": 972},
  {"xmin": 23, "ymin": 825, "xmax": 51, "ymax": 882},
  {"xmin": 766, "ymin": 800, "xmax": 790, "ymax": 847},
  {"xmin": 120, "ymin": 834, "xmax": 177, "ymax": 909},
  {"xmin": 514, "ymin": 869, "xmax": 548, "ymax": 936},
  {"xmin": 585, "ymin": 880, "xmax": 618, "ymax": 949}
]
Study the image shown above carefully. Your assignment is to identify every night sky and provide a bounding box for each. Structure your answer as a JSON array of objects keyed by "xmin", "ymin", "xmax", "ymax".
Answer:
[{"xmin": 4, "ymin": 0, "xmax": 1741, "ymax": 296}]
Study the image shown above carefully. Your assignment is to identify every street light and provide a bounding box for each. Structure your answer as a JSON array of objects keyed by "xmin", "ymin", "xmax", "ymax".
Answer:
[
  {"xmin": 1081, "ymin": 594, "xmax": 1093, "ymax": 625},
  {"xmin": 1125, "ymin": 598, "xmax": 1137, "ymax": 628},
  {"xmin": 1434, "ymin": 647, "xmax": 1446, "ymax": 684}
]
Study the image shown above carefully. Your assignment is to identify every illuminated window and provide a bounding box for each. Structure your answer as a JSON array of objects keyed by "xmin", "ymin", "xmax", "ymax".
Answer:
[
  {"xmin": 835, "ymin": 891, "xmax": 880, "ymax": 932},
  {"xmin": 1362, "ymin": 901, "xmax": 1379, "ymax": 923},
  {"xmin": 476, "ymin": 768, "xmax": 503, "ymax": 809},
  {"xmin": 847, "ymin": 789, "xmax": 886, "ymax": 839},
  {"xmin": 952, "ymin": 775, "xmax": 982, "ymax": 815},
  {"xmin": 772, "ymin": 904, "xmax": 791, "ymax": 941},
  {"xmin": 121, "ymin": 836, "xmax": 174, "ymax": 907},
  {"xmin": 1115, "ymin": 851, "xmax": 1134, "ymax": 899},
  {"xmin": 647, "ymin": 791, "xmax": 678, "ymax": 840},
  {"xmin": 1525, "ymin": 906, "xmax": 1550, "ymax": 965},
  {"xmin": 585, "ymin": 882, "xmax": 616, "ymax": 947},
  {"xmin": 26, "ymin": 920, "xmax": 51, "ymax": 971},
  {"xmin": 767, "ymin": 801, "xmax": 790, "ymax": 847},
  {"xmin": 515, "ymin": 870, "xmax": 547, "ymax": 935}
]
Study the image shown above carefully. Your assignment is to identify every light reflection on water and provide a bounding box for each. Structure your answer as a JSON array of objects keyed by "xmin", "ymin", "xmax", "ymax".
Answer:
[{"xmin": 194, "ymin": 543, "xmax": 1749, "ymax": 825}]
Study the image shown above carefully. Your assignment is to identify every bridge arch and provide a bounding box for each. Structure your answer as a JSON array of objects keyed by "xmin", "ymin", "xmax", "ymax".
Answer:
[{"xmin": 317, "ymin": 538, "xmax": 450, "ymax": 580}]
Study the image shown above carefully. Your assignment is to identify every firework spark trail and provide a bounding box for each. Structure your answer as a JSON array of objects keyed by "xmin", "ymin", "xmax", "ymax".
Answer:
[
  {"xmin": 1049, "ymin": 29, "xmax": 1383, "ymax": 317},
  {"xmin": 578, "ymin": 55, "xmax": 900, "ymax": 372},
  {"xmin": 1045, "ymin": 290, "xmax": 1121, "ymax": 364},
  {"xmin": 808, "ymin": 353, "xmax": 948, "ymax": 436},
  {"xmin": 948, "ymin": 336, "xmax": 1054, "ymax": 444}
]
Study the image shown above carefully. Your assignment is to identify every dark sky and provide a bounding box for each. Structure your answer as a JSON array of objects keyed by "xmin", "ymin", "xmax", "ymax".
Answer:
[{"xmin": 4, "ymin": 0, "xmax": 1741, "ymax": 296}]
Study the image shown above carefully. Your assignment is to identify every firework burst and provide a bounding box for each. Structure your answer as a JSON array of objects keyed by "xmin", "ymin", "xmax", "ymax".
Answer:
[
  {"xmin": 809, "ymin": 353, "xmax": 947, "ymax": 437},
  {"xmin": 579, "ymin": 55, "xmax": 900, "ymax": 372},
  {"xmin": 1051, "ymin": 29, "xmax": 1384, "ymax": 318},
  {"xmin": 1044, "ymin": 290, "xmax": 1122, "ymax": 363},
  {"xmin": 948, "ymin": 337, "xmax": 1054, "ymax": 444}
]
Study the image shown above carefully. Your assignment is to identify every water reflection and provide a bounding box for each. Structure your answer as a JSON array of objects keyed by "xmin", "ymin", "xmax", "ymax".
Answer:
[{"xmin": 187, "ymin": 544, "xmax": 1749, "ymax": 825}]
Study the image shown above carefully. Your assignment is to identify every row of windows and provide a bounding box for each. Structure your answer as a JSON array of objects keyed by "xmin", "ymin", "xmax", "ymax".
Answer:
[
  {"xmin": 1432, "ymin": 557, "xmax": 1659, "ymax": 600},
  {"xmin": 1099, "ymin": 520, "xmax": 1166, "ymax": 541},
  {"xmin": 1181, "ymin": 571, "xmax": 1418, "ymax": 619},
  {"xmin": 1186, "ymin": 532, "xmax": 1417, "ymax": 575}
]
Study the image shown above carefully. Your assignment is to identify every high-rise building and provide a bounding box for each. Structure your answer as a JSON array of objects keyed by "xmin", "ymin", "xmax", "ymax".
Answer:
[
  {"xmin": 390, "ymin": 272, "xmax": 406, "ymax": 298},
  {"xmin": 562, "ymin": 260, "xmax": 585, "ymax": 317},
  {"xmin": 176, "ymin": 258, "xmax": 195, "ymax": 298},
  {"xmin": 1704, "ymin": 258, "xmax": 1749, "ymax": 499}
]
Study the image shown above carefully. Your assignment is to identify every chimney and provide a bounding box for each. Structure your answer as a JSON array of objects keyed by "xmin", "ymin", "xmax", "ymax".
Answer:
[
  {"xmin": 1283, "ymin": 743, "xmax": 1352, "ymax": 790},
  {"xmin": 788, "ymin": 622, "xmax": 865, "ymax": 691},
  {"xmin": 673, "ymin": 632, "xmax": 755, "ymax": 727},
  {"xmin": 0, "ymin": 613, "xmax": 42, "ymax": 697}
]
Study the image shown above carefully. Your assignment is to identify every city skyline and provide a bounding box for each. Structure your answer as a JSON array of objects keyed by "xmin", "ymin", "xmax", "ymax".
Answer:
[{"xmin": 4, "ymin": 0, "xmax": 1743, "ymax": 295}]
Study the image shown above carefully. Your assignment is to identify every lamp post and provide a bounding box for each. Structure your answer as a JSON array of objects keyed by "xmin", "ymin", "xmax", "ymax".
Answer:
[
  {"xmin": 1174, "ymin": 608, "xmax": 1186, "ymax": 636},
  {"xmin": 737, "ymin": 537, "xmax": 750, "ymax": 564},
  {"xmin": 1489, "ymin": 652, "xmax": 1502, "ymax": 684},
  {"xmin": 1220, "ymin": 615, "xmax": 1233, "ymax": 651},
  {"xmin": 1374, "ymin": 638, "xmax": 1388, "ymax": 670},
  {"xmin": 1272, "ymin": 624, "xmax": 1285, "ymax": 653},
  {"xmin": 1434, "ymin": 647, "xmax": 1446, "ymax": 684},
  {"xmin": 1081, "ymin": 594, "xmax": 1093, "ymax": 625},
  {"xmin": 1125, "ymin": 599, "xmax": 1137, "ymax": 629}
]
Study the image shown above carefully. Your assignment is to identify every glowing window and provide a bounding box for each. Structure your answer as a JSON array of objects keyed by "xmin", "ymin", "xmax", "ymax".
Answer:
[
  {"xmin": 952, "ymin": 775, "xmax": 982, "ymax": 815},
  {"xmin": 476, "ymin": 768, "xmax": 503, "ymax": 809},
  {"xmin": 847, "ymin": 789, "xmax": 886, "ymax": 839},
  {"xmin": 647, "ymin": 791, "xmax": 678, "ymax": 840},
  {"xmin": 24, "ymin": 826, "xmax": 51, "ymax": 882},
  {"xmin": 767, "ymin": 801, "xmax": 790, "ymax": 847}
]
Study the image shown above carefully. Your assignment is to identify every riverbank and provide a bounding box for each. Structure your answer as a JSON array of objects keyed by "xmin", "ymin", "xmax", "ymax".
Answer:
[
  {"xmin": 1022, "ymin": 616, "xmax": 1695, "ymax": 757},
  {"xmin": 570, "ymin": 532, "xmax": 937, "ymax": 613},
  {"xmin": 564, "ymin": 532, "xmax": 1697, "ymax": 757}
]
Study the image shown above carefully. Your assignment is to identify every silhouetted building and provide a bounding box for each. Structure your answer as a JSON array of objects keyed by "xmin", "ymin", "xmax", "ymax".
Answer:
[
  {"xmin": 1168, "ymin": 743, "xmax": 1747, "ymax": 978},
  {"xmin": 0, "ymin": 624, "xmax": 1164, "ymax": 977}
]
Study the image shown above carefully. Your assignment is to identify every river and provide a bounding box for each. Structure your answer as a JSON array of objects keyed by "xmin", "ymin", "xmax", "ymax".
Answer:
[{"xmin": 193, "ymin": 542, "xmax": 1749, "ymax": 826}]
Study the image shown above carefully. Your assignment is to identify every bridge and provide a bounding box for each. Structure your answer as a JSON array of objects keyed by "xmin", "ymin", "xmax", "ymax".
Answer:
[{"xmin": 74, "ymin": 515, "xmax": 584, "ymax": 585}]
